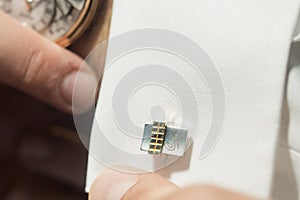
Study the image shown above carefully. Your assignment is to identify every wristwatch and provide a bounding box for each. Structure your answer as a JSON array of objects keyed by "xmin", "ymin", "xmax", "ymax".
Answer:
[{"xmin": 0, "ymin": 0, "xmax": 102, "ymax": 47}]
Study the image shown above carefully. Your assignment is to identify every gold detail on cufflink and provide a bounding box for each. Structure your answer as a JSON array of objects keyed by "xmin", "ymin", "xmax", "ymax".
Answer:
[
  {"xmin": 148, "ymin": 121, "xmax": 167, "ymax": 156},
  {"xmin": 140, "ymin": 121, "xmax": 188, "ymax": 157}
]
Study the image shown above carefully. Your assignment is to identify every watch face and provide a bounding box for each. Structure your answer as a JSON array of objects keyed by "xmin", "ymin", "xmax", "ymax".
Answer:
[{"xmin": 0, "ymin": 0, "xmax": 99, "ymax": 46}]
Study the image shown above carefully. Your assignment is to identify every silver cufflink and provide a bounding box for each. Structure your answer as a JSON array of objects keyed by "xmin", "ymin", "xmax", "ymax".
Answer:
[{"xmin": 140, "ymin": 121, "xmax": 188, "ymax": 156}]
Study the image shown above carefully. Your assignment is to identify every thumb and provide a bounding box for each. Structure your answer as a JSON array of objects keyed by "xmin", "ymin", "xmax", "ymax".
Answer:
[
  {"xmin": 0, "ymin": 11, "xmax": 97, "ymax": 113},
  {"xmin": 89, "ymin": 169, "xmax": 260, "ymax": 200},
  {"xmin": 89, "ymin": 169, "xmax": 179, "ymax": 200}
]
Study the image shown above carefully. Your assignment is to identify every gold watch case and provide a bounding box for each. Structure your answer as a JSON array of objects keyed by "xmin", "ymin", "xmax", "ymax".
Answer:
[
  {"xmin": 0, "ymin": 0, "xmax": 102, "ymax": 47},
  {"xmin": 56, "ymin": 0, "xmax": 102, "ymax": 47}
]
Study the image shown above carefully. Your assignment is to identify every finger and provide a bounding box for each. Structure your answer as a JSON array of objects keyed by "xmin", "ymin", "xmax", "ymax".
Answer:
[
  {"xmin": 89, "ymin": 169, "xmax": 260, "ymax": 200},
  {"xmin": 0, "ymin": 11, "xmax": 97, "ymax": 113},
  {"xmin": 163, "ymin": 185, "xmax": 260, "ymax": 200},
  {"xmin": 89, "ymin": 169, "xmax": 179, "ymax": 200}
]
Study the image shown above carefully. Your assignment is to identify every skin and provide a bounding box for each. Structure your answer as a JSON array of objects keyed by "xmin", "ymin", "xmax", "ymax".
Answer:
[
  {"xmin": 0, "ymin": 11, "xmax": 86, "ymax": 112},
  {"xmin": 89, "ymin": 170, "xmax": 260, "ymax": 200},
  {"xmin": 0, "ymin": 11, "xmax": 260, "ymax": 200}
]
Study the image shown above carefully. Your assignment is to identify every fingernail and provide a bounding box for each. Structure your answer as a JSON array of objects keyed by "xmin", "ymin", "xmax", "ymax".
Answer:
[
  {"xmin": 90, "ymin": 170, "xmax": 138, "ymax": 200},
  {"xmin": 61, "ymin": 71, "xmax": 97, "ymax": 113}
]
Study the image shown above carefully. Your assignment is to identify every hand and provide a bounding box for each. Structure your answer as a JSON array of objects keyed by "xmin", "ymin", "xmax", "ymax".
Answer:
[
  {"xmin": 89, "ymin": 170, "xmax": 259, "ymax": 200},
  {"xmin": 0, "ymin": 11, "xmax": 97, "ymax": 199}
]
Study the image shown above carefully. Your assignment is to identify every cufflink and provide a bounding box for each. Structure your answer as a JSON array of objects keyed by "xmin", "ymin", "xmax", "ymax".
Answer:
[{"xmin": 140, "ymin": 121, "xmax": 188, "ymax": 156}]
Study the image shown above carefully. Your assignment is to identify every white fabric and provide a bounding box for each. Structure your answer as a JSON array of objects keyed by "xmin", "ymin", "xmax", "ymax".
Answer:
[
  {"xmin": 86, "ymin": 0, "xmax": 300, "ymax": 199},
  {"xmin": 293, "ymin": 16, "xmax": 300, "ymax": 42},
  {"xmin": 271, "ymin": 43, "xmax": 300, "ymax": 200}
]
